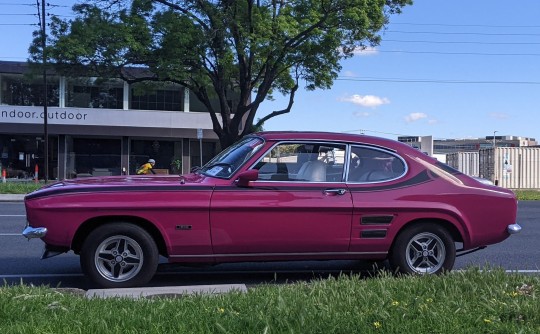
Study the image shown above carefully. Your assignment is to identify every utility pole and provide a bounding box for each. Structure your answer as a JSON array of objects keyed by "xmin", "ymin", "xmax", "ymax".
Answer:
[
  {"xmin": 40, "ymin": 0, "xmax": 49, "ymax": 182},
  {"xmin": 493, "ymin": 131, "xmax": 498, "ymax": 149}
]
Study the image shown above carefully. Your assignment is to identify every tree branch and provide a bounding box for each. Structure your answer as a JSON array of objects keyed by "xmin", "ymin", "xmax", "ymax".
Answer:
[{"xmin": 251, "ymin": 80, "xmax": 299, "ymax": 132}]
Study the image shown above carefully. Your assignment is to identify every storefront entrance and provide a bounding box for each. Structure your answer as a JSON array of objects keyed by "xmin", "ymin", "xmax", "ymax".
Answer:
[
  {"xmin": 0, "ymin": 134, "xmax": 57, "ymax": 180},
  {"xmin": 66, "ymin": 137, "xmax": 121, "ymax": 178}
]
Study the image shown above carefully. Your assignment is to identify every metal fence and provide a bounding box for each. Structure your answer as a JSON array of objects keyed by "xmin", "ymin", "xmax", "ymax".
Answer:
[{"xmin": 479, "ymin": 147, "xmax": 540, "ymax": 189}]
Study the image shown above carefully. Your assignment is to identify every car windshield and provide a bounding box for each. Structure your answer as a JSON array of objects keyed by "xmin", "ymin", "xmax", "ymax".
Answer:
[{"xmin": 200, "ymin": 136, "xmax": 265, "ymax": 179}]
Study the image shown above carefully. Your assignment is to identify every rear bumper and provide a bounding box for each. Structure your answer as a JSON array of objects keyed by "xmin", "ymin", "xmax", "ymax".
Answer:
[{"xmin": 507, "ymin": 223, "xmax": 522, "ymax": 235}]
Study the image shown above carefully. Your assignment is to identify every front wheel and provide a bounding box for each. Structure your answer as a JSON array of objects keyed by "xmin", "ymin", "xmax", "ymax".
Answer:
[
  {"xmin": 80, "ymin": 223, "xmax": 159, "ymax": 288},
  {"xmin": 389, "ymin": 223, "xmax": 455, "ymax": 275}
]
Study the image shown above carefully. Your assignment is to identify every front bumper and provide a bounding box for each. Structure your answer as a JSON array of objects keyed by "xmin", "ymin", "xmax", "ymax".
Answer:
[
  {"xmin": 22, "ymin": 226, "xmax": 48, "ymax": 239},
  {"xmin": 507, "ymin": 223, "xmax": 522, "ymax": 235}
]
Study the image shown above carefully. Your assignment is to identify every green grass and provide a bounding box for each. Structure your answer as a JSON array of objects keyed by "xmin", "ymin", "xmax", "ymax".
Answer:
[
  {"xmin": 0, "ymin": 269, "xmax": 538, "ymax": 333},
  {"xmin": 0, "ymin": 182, "xmax": 44, "ymax": 194},
  {"xmin": 514, "ymin": 190, "xmax": 540, "ymax": 201},
  {"xmin": 1, "ymin": 181, "xmax": 540, "ymax": 200}
]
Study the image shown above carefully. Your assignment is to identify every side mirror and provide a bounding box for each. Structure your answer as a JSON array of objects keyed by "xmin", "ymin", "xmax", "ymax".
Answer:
[{"xmin": 236, "ymin": 170, "xmax": 259, "ymax": 187}]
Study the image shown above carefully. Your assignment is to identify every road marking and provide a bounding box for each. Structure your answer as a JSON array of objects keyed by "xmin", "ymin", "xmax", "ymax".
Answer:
[{"xmin": 0, "ymin": 215, "xmax": 26, "ymax": 217}]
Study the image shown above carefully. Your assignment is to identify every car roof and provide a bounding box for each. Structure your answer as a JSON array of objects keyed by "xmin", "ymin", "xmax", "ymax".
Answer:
[{"xmin": 251, "ymin": 131, "xmax": 412, "ymax": 151}]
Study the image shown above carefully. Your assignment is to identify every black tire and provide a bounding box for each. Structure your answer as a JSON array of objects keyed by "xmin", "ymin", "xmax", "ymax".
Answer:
[
  {"xmin": 80, "ymin": 223, "xmax": 159, "ymax": 288},
  {"xmin": 389, "ymin": 223, "xmax": 455, "ymax": 275}
]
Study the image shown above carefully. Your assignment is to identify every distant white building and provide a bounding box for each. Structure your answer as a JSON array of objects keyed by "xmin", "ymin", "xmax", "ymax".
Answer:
[{"xmin": 398, "ymin": 135, "xmax": 537, "ymax": 155}]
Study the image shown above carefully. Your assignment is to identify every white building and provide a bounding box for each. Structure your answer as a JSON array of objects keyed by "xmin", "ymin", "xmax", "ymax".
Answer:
[{"xmin": 0, "ymin": 61, "xmax": 227, "ymax": 180}]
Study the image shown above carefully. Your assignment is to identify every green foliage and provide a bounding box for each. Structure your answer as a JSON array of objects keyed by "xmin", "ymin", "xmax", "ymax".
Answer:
[
  {"xmin": 0, "ymin": 269, "xmax": 539, "ymax": 333},
  {"xmin": 514, "ymin": 190, "xmax": 540, "ymax": 201},
  {"xmin": 0, "ymin": 182, "xmax": 44, "ymax": 194},
  {"xmin": 31, "ymin": 0, "xmax": 412, "ymax": 148}
]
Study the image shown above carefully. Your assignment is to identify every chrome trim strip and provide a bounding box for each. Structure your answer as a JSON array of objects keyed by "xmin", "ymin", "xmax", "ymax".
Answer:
[
  {"xmin": 507, "ymin": 223, "xmax": 522, "ymax": 234},
  {"xmin": 22, "ymin": 226, "xmax": 47, "ymax": 239},
  {"xmin": 170, "ymin": 251, "xmax": 388, "ymax": 258}
]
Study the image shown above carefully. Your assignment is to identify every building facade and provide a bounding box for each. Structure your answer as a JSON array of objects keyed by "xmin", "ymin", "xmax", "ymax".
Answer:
[
  {"xmin": 0, "ymin": 61, "xmax": 225, "ymax": 180},
  {"xmin": 398, "ymin": 135, "xmax": 537, "ymax": 155}
]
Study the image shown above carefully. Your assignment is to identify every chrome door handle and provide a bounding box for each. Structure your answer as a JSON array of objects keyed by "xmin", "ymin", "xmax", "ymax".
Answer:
[{"xmin": 324, "ymin": 188, "xmax": 347, "ymax": 196}]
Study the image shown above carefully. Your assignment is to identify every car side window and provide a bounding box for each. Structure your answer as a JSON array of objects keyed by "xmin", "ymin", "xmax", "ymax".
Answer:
[
  {"xmin": 253, "ymin": 142, "xmax": 346, "ymax": 182},
  {"xmin": 347, "ymin": 146, "xmax": 406, "ymax": 183}
]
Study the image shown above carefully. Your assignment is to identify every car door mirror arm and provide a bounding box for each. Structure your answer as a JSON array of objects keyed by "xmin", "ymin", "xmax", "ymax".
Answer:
[{"xmin": 236, "ymin": 170, "xmax": 259, "ymax": 187}]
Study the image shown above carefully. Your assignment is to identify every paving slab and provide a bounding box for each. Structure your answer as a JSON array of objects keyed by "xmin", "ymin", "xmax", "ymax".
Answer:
[{"xmin": 86, "ymin": 284, "xmax": 248, "ymax": 299}]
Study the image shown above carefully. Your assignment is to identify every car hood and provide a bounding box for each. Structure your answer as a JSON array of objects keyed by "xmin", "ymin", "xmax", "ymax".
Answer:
[{"xmin": 25, "ymin": 173, "xmax": 212, "ymax": 200}]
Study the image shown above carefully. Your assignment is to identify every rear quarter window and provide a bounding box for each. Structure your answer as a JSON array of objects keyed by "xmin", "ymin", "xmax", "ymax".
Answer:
[{"xmin": 347, "ymin": 146, "xmax": 407, "ymax": 183}]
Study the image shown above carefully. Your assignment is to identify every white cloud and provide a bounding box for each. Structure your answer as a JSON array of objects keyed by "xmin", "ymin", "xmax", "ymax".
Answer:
[
  {"xmin": 405, "ymin": 112, "xmax": 428, "ymax": 123},
  {"xmin": 428, "ymin": 119, "xmax": 438, "ymax": 125},
  {"xmin": 339, "ymin": 94, "xmax": 390, "ymax": 108},
  {"xmin": 352, "ymin": 46, "xmax": 378, "ymax": 56}
]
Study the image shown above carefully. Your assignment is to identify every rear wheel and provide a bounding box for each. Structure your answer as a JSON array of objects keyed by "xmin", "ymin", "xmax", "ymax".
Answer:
[
  {"xmin": 80, "ymin": 223, "xmax": 159, "ymax": 288},
  {"xmin": 389, "ymin": 223, "xmax": 455, "ymax": 275}
]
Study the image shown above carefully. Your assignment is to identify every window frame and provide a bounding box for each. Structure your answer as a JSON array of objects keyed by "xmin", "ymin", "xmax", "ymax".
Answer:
[
  {"xmin": 249, "ymin": 140, "xmax": 348, "ymax": 183},
  {"xmin": 346, "ymin": 144, "xmax": 408, "ymax": 184}
]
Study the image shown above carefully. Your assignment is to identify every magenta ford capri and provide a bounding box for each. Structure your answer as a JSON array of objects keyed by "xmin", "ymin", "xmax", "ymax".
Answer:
[{"xmin": 23, "ymin": 132, "xmax": 521, "ymax": 288}]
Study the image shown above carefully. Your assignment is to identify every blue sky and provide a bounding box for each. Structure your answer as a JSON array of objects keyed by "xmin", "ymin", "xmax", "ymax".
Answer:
[{"xmin": 1, "ymin": 0, "xmax": 539, "ymax": 141}]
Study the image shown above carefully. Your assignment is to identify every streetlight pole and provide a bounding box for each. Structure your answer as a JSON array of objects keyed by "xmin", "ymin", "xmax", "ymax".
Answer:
[
  {"xmin": 41, "ymin": 0, "xmax": 49, "ymax": 183},
  {"xmin": 493, "ymin": 131, "xmax": 498, "ymax": 149}
]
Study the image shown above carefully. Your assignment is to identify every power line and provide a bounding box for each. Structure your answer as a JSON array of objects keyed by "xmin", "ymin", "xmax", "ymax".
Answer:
[
  {"xmin": 377, "ymin": 50, "xmax": 540, "ymax": 57},
  {"xmin": 337, "ymin": 76, "xmax": 540, "ymax": 85},
  {"xmin": 392, "ymin": 22, "xmax": 540, "ymax": 29},
  {"xmin": 383, "ymin": 39, "xmax": 540, "ymax": 45},
  {"xmin": 342, "ymin": 129, "xmax": 414, "ymax": 137},
  {"xmin": 386, "ymin": 30, "xmax": 540, "ymax": 36},
  {"xmin": 0, "ymin": 23, "xmax": 38, "ymax": 26},
  {"xmin": 0, "ymin": 2, "xmax": 34, "ymax": 5}
]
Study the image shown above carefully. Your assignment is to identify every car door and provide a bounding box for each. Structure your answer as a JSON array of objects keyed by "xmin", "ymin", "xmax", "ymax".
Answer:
[
  {"xmin": 346, "ymin": 145, "xmax": 409, "ymax": 253},
  {"xmin": 209, "ymin": 142, "xmax": 353, "ymax": 257}
]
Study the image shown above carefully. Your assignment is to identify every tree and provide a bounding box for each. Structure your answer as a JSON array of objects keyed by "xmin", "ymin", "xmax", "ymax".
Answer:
[{"xmin": 30, "ymin": 0, "xmax": 412, "ymax": 149}]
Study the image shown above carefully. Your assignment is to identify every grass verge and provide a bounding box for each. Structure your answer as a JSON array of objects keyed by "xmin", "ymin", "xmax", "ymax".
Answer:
[
  {"xmin": 514, "ymin": 189, "xmax": 540, "ymax": 201},
  {"xmin": 0, "ymin": 269, "xmax": 538, "ymax": 333},
  {"xmin": 1, "ymin": 181, "xmax": 540, "ymax": 201},
  {"xmin": 0, "ymin": 182, "xmax": 44, "ymax": 194}
]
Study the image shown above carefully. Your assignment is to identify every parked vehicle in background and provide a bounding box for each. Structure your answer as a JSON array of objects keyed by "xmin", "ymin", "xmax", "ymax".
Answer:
[{"xmin": 22, "ymin": 132, "xmax": 521, "ymax": 288}]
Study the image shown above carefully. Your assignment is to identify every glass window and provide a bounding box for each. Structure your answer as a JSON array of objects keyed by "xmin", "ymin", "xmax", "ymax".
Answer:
[
  {"xmin": 130, "ymin": 139, "xmax": 183, "ymax": 175},
  {"xmin": 189, "ymin": 89, "xmax": 240, "ymax": 113},
  {"xmin": 0, "ymin": 73, "xmax": 59, "ymax": 107},
  {"xmin": 0, "ymin": 134, "xmax": 58, "ymax": 180},
  {"xmin": 130, "ymin": 82, "xmax": 183, "ymax": 111},
  {"xmin": 65, "ymin": 137, "xmax": 121, "ymax": 178},
  {"xmin": 189, "ymin": 140, "xmax": 218, "ymax": 170},
  {"xmin": 347, "ymin": 146, "xmax": 406, "ymax": 183},
  {"xmin": 66, "ymin": 77, "xmax": 123, "ymax": 109},
  {"xmin": 200, "ymin": 137, "xmax": 264, "ymax": 179},
  {"xmin": 253, "ymin": 142, "xmax": 346, "ymax": 182}
]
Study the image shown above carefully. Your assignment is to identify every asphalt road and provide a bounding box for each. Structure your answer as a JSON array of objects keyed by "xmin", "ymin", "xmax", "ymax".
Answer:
[{"xmin": 1, "ymin": 201, "xmax": 538, "ymax": 289}]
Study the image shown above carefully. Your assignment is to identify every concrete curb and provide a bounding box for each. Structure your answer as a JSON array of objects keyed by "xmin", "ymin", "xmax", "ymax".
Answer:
[
  {"xmin": 0, "ymin": 194, "xmax": 25, "ymax": 202},
  {"xmin": 85, "ymin": 284, "xmax": 248, "ymax": 299}
]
